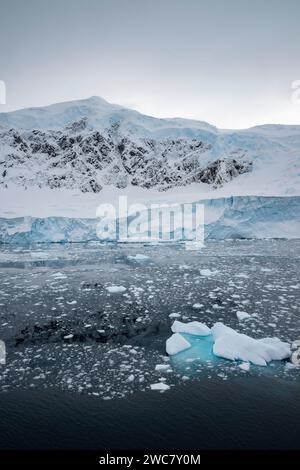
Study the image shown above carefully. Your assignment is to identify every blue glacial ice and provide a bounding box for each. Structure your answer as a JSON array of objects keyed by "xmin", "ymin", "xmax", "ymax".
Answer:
[
  {"xmin": 0, "ymin": 195, "xmax": 300, "ymax": 244},
  {"xmin": 167, "ymin": 322, "xmax": 291, "ymax": 367}
]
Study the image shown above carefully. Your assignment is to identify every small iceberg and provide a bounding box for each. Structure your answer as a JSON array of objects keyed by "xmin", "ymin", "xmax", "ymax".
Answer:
[
  {"xmin": 171, "ymin": 320, "xmax": 211, "ymax": 336},
  {"xmin": 127, "ymin": 254, "xmax": 150, "ymax": 261},
  {"xmin": 236, "ymin": 311, "xmax": 251, "ymax": 321},
  {"xmin": 169, "ymin": 312, "xmax": 181, "ymax": 319},
  {"xmin": 63, "ymin": 334, "xmax": 74, "ymax": 340},
  {"xmin": 192, "ymin": 303, "xmax": 204, "ymax": 309},
  {"xmin": 106, "ymin": 285, "xmax": 127, "ymax": 294},
  {"xmin": 200, "ymin": 269, "xmax": 218, "ymax": 277},
  {"xmin": 166, "ymin": 320, "xmax": 291, "ymax": 368},
  {"xmin": 155, "ymin": 364, "xmax": 170, "ymax": 372},
  {"xmin": 150, "ymin": 382, "xmax": 170, "ymax": 391},
  {"xmin": 212, "ymin": 323, "xmax": 291, "ymax": 366}
]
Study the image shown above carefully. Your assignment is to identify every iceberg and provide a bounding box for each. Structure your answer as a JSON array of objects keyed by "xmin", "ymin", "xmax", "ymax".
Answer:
[
  {"xmin": 211, "ymin": 322, "xmax": 291, "ymax": 366},
  {"xmin": 167, "ymin": 321, "xmax": 291, "ymax": 367}
]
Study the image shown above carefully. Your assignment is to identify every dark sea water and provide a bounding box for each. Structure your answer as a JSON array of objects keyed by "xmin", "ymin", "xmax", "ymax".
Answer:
[
  {"xmin": 0, "ymin": 240, "xmax": 299, "ymax": 450},
  {"xmin": 0, "ymin": 377, "xmax": 300, "ymax": 450}
]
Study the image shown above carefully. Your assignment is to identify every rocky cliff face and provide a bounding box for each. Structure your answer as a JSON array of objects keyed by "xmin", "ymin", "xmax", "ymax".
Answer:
[
  {"xmin": 1, "ymin": 96, "xmax": 300, "ymax": 196},
  {"xmin": 0, "ymin": 117, "xmax": 251, "ymax": 192}
]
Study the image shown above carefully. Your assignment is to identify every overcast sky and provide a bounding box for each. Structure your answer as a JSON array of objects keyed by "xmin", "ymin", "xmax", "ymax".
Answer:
[{"xmin": 0, "ymin": 0, "xmax": 300, "ymax": 128}]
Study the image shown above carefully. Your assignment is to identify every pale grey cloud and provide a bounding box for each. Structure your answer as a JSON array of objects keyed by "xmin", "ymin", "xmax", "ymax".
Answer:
[{"xmin": 0, "ymin": 0, "xmax": 300, "ymax": 128}]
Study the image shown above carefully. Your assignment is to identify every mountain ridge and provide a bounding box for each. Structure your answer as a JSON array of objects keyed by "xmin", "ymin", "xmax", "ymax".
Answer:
[{"xmin": 0, "ymin": 96, "xmax": 299, "ymax": 195}]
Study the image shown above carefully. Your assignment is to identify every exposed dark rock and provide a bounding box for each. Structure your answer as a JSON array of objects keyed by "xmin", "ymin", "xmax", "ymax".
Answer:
[{"xmin": 0, "ymin": 121, "xmax": 252, "ymax": 192}]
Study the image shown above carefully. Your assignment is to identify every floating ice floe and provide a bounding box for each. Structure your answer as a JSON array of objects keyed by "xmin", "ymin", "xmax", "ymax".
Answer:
[
  {"xmin": 166, "ymin": 333, "xmax": 191, "ymax": 356},
  {"xmin": 51, "ymin": 272, "xmax": 67, "ymax": 279},
  {"xmin": 150, "ymin": 382, "xmax": 170, "ymax": 391},
  {"xmin": 106, "ymin": 285, "xmax": 127, "ymax": 294},
  {"xmin": 285, "ymin": 362, "xmax": 298, "ymax": 370},
  {"xmin": 171, "ymin": 320, "xmax": 211, "ymax": 336},
  {"xmin": 127, "ymin": 254, "xmax": 150, "ymax": 261},
  {"xmin": 155, "ymin": 364, "xmax": 170, "ymax": 372},
  {"xmin": 169, "ymin": 312, "xmax": 181, "ymax": 318},
  {"xmin": 238, "ymin": 362, "xmax": 250, "ymax": 372},
  {"xmin": 192, "ymin": 303, "xmax": 204, "ymax": 309},
  {"xmin": 212, "ymin": 322, "xmax": 291, "ymax": 366},
  {"xmin": 236, "ymin": 311, "xmax": 251, "ymax": 321},
  {"xmin": 200, "ymin": 269, "xmax": 218, "ymax": 277},
  {"xmin": 63, "ymin": 334, "xmax": 74, "ymax": 340}
]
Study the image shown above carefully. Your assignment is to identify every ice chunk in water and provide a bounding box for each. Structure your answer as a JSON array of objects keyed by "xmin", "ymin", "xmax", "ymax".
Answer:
[
  {"xmin": 236, "ymin": 311, "xmax": 251, "ymax": 321},
  {"xmin": 211, "ymin": 322, "xmax": 291, "ymax": 366},
  {"xmin": 106, "ymin": 285, "xmax": 127, "ymax": 294},
  {"xmin": 150, "ymin": 382, "xmax": 170, "ymax": 391},
  {"xmin": 155, "ymin": 364, "xmax": 170, "ymax": 372},
  {"xmin": 127, "ymin": 254, "xmax": 150, "ymax": 261},
  {"xmin": 171, "ymin": 320, "xmax": 211, "ymax": 336},
  {"xmin": 239, "ymin": 362, "xmax": 250, "ymax": 372},
  {"xmin": 200, "ymin": 269, "xmax": 218, "ymax": 277},
  {"xmin": 166, "ymin": 333, "xmax": 191, "ymax": 355}
]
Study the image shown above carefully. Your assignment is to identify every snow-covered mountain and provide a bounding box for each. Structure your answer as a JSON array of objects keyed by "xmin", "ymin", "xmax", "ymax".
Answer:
[
  {"xmin": 0, "ymin": 97, "xmax": 300, "ymax": 242},
  {"xmin": 1, "ymin": 96, "xmax": 299, "ymax": 195}
]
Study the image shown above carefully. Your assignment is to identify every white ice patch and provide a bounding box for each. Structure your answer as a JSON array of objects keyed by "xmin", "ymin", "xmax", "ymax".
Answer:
[
  {"xmin": 200, "ymin": 269, "xmax": 218, "ymax": 277},
  {"xmin": 166, "ymin": 333, "xmax": 191, "ymax": 356},
  {"xmin": 51, "ymin": 272, "xmax": 67, "ymax": 279},
  {"xmin": 127, "ymin": 254, "xmax": 150, "ymax": 261},
  {"xmin": 211, "ymin": 322, "xmax": 291, "ymax": 366},
  {"xmin": 155, "ymin": 364, "xmax": 170, "ymax": 372},
  {"xmin": 106, "ymin": 285, "xmax": 127, "ymax": 294},
  {"xmin": 192, "ymin": 303, "xmax": 204, "ymax": 309},
  {"xmin": 238, "ymin": 362, "xmax": 250, "ymax": 372},
  {"xmin": 169, "ymin": 313, "xmax": 181, "ymax": 318},
  {"xmin": 171, "ymin": 320, "xmax": 211, "ymax": 336},
  {"xmin": 236, "ymin": 311, "xmax": 251, "ymax": 321},
  {"xmin": 150, "ymin": 382, "xmax": 170, "ymax": 391}
]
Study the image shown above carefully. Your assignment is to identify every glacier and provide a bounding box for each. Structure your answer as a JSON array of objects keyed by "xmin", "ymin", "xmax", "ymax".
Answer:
[
  {"xmin": 0, "ymin": 195, "xmax": 299, "ymax": 244},
  {"xmin": 0, "ymin": 96, "xmax": 300, "ymax": 243}
]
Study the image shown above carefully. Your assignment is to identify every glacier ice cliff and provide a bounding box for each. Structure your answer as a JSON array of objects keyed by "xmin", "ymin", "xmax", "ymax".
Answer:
[{"xmin": 1, "ymin": 195, "xmax": 299, "ymax": 244}]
